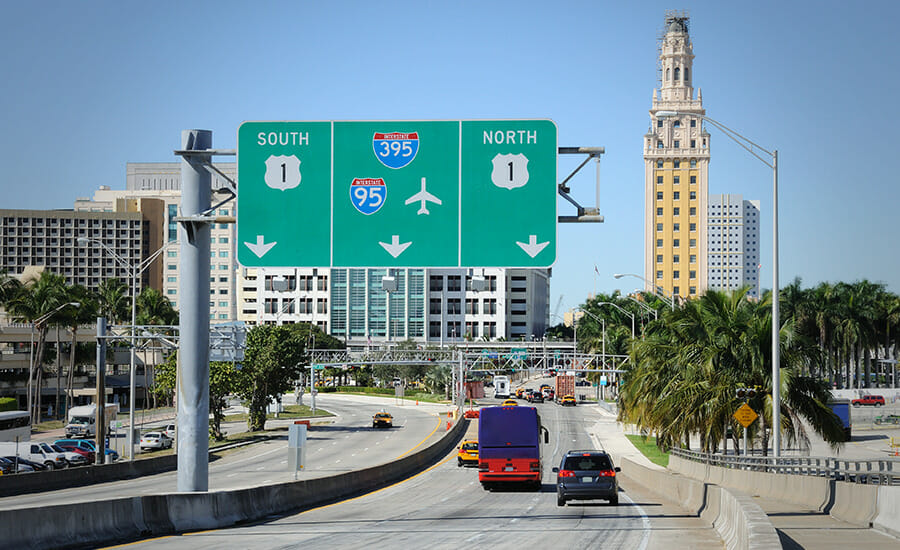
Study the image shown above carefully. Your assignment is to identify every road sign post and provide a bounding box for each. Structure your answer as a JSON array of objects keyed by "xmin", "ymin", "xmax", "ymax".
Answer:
[{"xmin": 237, "ymin": 120, "xmax": 557, "ymax": 268}]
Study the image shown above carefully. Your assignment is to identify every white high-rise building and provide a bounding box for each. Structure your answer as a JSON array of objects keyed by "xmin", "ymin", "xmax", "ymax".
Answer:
[{"xmin": 707, "ymin": 194, "xmax": 761, "ymax": 298}]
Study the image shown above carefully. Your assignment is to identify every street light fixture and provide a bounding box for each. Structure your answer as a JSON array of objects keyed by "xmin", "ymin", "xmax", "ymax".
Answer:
[
  {"xmin": 595, "ymin": 301, "xmax": 635, "ymax": 340},
  {"xmin": 626, "ymin": 295, "xmax": 658, "ymax": 321},
  {"xmin": 656, "ymin": 109, "xmax": 781, "ymax": 457},
  {"xmin": 78, "ymin": 237, "xmax": 178, "ymax": 461},
  {"xmin": 613, "ymin": 273, "xmax": 675, "ymax": 311},
  {"xmin": 28, "ymin": 301, "xmax": 79, "ymax": 423}
]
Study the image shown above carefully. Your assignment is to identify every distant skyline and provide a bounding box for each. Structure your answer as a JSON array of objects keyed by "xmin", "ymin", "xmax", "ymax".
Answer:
[{"xmin": 1, "ymin": 1, "xmax": 897, "ymax": 316}]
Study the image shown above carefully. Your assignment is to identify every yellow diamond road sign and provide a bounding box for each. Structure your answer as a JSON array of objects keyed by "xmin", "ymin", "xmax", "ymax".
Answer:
[{"xmin": 733, "ymin": 403, "xmax": 759, "ymax": 428}]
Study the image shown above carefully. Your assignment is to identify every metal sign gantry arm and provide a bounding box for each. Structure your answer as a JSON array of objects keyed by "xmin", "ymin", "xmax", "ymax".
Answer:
[{"xmin": 558, "ymin": 146, "xmax": 605, "ymax": 223}]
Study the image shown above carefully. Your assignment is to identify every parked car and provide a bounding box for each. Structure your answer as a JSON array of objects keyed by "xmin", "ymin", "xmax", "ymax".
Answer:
[
  {"xmin": 852, "ymin": 395, "xmax": 885, "ymax": 407},
  {"xmin": 2, "ymin": 456, "xmax": 47, "ymax": 472},
  {"xmin": 0, "ymin": 456, "xmax": 15, "ymax": 475},
  {"xmin": 48, "ymin": 444, "xmax": 89, "ymax": 466},
  {"xmin": 140, "ymin": 432, "xmax": 173, "ymax": 451},
  {"xmin": 53, "ymin": 439, "xmax": 119, "ymax": 462},
  {"xmin": 553, "ymin": 450, "xmax": 621, "ymax": 506},
  {"xmin": 0, "ymin": 456, "xmax": 34, "ymax": 473},
  {"xmin": 0, "ymin": 442, "xmax": 66, "ymax": 470},
  {"xmin": 55, "ymin": 443, "xmax": 95, "ymax": 463},
  {"xmin": 161, "ymin": 424, "xmax": 176, "ymax": 440}
]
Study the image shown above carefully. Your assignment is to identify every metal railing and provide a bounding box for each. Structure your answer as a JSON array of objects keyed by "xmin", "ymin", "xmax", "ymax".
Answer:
[{"xmin": 670, "ymin": 447, "xmax": 900, "ymax": 485}]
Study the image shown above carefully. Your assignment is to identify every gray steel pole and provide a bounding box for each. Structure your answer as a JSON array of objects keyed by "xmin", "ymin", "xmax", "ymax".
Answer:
[
  {"xmin": 177, "ymin": 129, "xmax": 212, "ymax": 492},
  {"xmin": 128, "ymin": 269, "xmax": 137, "ymax": 461},
  {"xmin": 771, "ymin": 150, "xmax": 781, "ymax": 457},
  {"xmin": 95, "ymin": 317, "xmax": 106, "ymax": 465}
]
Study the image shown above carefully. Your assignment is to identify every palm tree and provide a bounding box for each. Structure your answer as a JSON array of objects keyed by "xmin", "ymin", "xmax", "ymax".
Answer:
[
  {"xmin": 96, "ymin": 278, "xmax": 129, "ymax": 324},
  {"xmin": 60, "ymin": 285, "xmax": 97, "ymax": 419},
  {"xmin": 5, "ymin": 271, "xmax": 70, "ymax": 422},
  {"xmin": 135, "ymin": 287, "xmax": 178, "ymax": 326}
]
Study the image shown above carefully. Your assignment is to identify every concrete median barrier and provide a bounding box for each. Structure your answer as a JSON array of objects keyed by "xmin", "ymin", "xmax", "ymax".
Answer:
[
  {"xmin": 874, "ymin": 485, "xmax": 900, "ymax": 538},
  {"xmin": 0, "ymin": 416, "xmax": 469, "ymax": 549},
  {"xmin": 621, "ymin": 457, "xmax": 780, "ymax": 550},
  {"xmin": 827, "ymin": 480, "xmax": 878, "ymax": 527}
]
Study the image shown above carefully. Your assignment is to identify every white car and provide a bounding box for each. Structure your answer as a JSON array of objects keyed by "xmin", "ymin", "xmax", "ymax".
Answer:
[
  {"xmin": 44, "ymin": 443, "xmax": 89, "ymax": 467},
  {"xmin": 140, "ymin": 432, "xmax": 173, "ymax": 450},
  {"xmin": 162, "ymin": 424, "xmax": 176, "ymax": 440}
]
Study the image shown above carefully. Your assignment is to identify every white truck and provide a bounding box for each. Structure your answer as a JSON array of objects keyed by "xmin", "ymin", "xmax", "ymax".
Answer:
[
  {"xmin": 493, "ymin": 375, "xmax": 511, "ymax": 399},
  {"xmin": 0, "ymin": 441, "xmax": 68, "ymax": 470},
  {"xmin": 65, "ymin": 403, "xmax": 119, "ymax": 439}
]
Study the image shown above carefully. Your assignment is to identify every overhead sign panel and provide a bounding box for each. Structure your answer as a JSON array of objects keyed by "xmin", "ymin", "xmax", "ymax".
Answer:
[{"xmin": 237, "ymin": 120, "xmax": 557, "ymax": 268}]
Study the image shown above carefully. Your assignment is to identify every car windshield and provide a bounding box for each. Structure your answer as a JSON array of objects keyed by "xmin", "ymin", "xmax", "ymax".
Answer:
[
  {"xmin": 462, "ymin": 443, "xmax": 478, "ymax": 451},
  {"xmin": 50, "ymin": 445, "xmax": 66, "ymax": 453},
  {"xmin": 70, "ymin": 416, "xmax": 91, "ymax": 425},
  {"xmin": 564, "ymin": 455, "xmax": 612, "ymax": 471},
  {"xmin": 144, "ymin": 433, "xmax": 160, "ymax": 438}
]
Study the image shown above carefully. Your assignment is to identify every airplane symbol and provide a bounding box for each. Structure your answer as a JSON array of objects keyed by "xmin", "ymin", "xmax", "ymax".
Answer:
[{"xmin": 404, "ymin": 177, "xmax": 441, "ymax": 215}]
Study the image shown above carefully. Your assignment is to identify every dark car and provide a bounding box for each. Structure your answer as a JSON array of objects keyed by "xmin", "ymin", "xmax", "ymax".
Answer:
[
  {"xmin": 0, "ymin": 456, "xmax": 34, "ymax": 473},
  {"xmin": 528, "ymin": 391, "xmax": 544, "ymax": 403},
  {"xmin": 3, "ymin": 456, "xmax": 47, "ymax": 472},
  {"xmin": 553, "ymin": 450, "xmax": 620, "ymax": 506}
]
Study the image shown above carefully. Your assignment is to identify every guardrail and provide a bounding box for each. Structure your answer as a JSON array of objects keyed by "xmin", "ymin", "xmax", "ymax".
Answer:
[{"xmin": 670, "ymin": 447, "xmax": 900, "ymax": 485}]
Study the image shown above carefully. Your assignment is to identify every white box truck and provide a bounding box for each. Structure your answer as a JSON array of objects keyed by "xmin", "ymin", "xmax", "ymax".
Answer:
[
  {"xmin": 65, "ymin": 403, "xmax": 119, "ymax": 438},
  {"xmin": 493, "ymin": 375, "xmax": 511, "ymax": 399}
]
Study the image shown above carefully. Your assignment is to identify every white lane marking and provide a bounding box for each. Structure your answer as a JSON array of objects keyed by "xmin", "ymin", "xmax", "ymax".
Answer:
[
  {"xmin": 335, "ymin": 459, "xmax": 342, "ymax": 464},
  {"xmin": 255, "ymin": 466, "xmax": 265, "ymax": 471},
  {"xmin": 262, "ymin": 479, "xmax": 272, "ymax": 484},
  {"xmin": 622, "ymin": 491, "xmax": 651, "ymax": 550},
  {"xmin": 280, "ymin": 460, "xmax": 287, "ymax": 464},
  {"xmin": 363, "ymin": 448, "xmax": 369, "ymax": 452},
  {"xmin": 510, "ymin": 518, "xmax": 519, "ymax": 524},
  {"xmin": 227, "ymin": 473, "xmax": 238, "ymax": 478},
  {"xmin": 465, "ymin": 533, "xmax": 485, "ymax": 543}
]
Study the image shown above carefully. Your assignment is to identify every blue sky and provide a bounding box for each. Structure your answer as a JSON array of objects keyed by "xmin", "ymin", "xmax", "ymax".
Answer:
[{"xmin": 2, "ymin": 1, "xmax": 897, "ymax": 316}]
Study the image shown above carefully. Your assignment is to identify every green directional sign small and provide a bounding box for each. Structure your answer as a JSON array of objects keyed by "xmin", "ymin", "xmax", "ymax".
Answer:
[{"xmin": 237, "ymin": 120, "xmax": 557, "ymax": 268}]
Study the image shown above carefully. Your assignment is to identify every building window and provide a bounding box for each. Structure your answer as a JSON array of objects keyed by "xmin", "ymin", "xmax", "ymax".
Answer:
[
  {"xmin": 447, "ymin": 299, "xmax": 461, "ymax": 315},
  {"xmin": 690, "ymin": 223, "xmax": 696, "ymax": 231},
  {"xmin": 690, "ymin": 286, "xmax": 697, "ymax": 294},
  {"xmin": 484, "ymin": 299, "xmax": 497, "ymax": 314},
  {"xmin": 673, "ymin": 286, "xmax": 680, "ymax": 295},
  {"xmin": 657, "ymin": 119, "xmax": 663, "ymax": 128},
  {"xmin": 690, "ymin": 191, "xmax": 696, "ymax": 200},
  {"xmin": 656, "ymin": 223, "xmax": 663, "ymax": 232},
  {"xmin": 673, "ymin": 254, "xmax": 680, "ymax": 263},
  {"xmin": 689, "ymin": 239, "xmax": 697, "ymax": 247},
  {"xmin": 167, "ymin": 264, "xmax": 176, "ymax": 270},
  {"xmin": 429, "ymin": 298, "xmax": 441, "ymax": 315},
  {"xmin": 673, "ymin": 176, "xmax": 680, "ymax": 184},
  {"xmin": 167, "ymin": 250, "xmax": 177, "ymax": 257},
  {"xmin": 167, "ymin": 276, "xmax": 177, "ymax": 283},
  {"xmin": 429, "ymin": 276, "xmax": 443, "ymax": 291},
  {"xmin": 673, "ymin": 120, "xmax": 681, "ymax": 128},
  {"xmin": 657, "ymin": 141, "xmax": 663, "ymax": 148},
  {"xmin": 673, "ymin": 271, "xmax": 680, "ymax": 279},
  {"xmin": 465, "ymin": 299, "xmax": 479, "ymax": 314},
  {"xmin": 673, "ymin": 159, "xmax": 680, "ymax": 169},
  {"xmin": 690, "ymin": 175, "xmax": 697, "ymax": 184},
  {"xmin": 657, "ymin": 191, "xmax": 663, "ymax": 200},
  {"xmin": 656, "ymin": 175, "xmax": 663, "ymax": 184},
  {"xmin": 673, "ymin": 223, "xmax": 680, "ymax": 231},
  {"xmin": 673, "ymin": 207, "xmax": 680, "ymax": 215},
  {"xmin": 429, "ymin": 322, "xmax": 441, "ymax": 338},
  {"xmin": 656, "ymin": 270, "xmax": 663, "ymax": 279},
  {"xmin": 673, "ymin": 191, "xmax": 680, "ymax": 200},
  {"xmin": 447, "ymin": 276, "xmax": 461, "ymax": 291},
  {"xmin": 218, "ymin": 251, "xmax": 228, "ymax": 258},
  {"xmin": 656, "ymin": 254, "xmax": 663, "ymax": 263},
  {"xmin": 674, "ymin": 67, "xmax": 680, "ymax": 81},
  {"xmin": 656, "ymin": 207, "xmax": 663, "ymax": 216},
  {"xmin": 690, "ymin": 207, "xmax": 696, "ymax": 216},
  {"xmin": 690, "ymin": 254, "xmax": 697, "ymax": 263},
  {"xmin": 690, "ymin": 140, "xmax": 696, "ymax": 148},
  {"xmin": 673, "ymin": 239, "xmax": 680, "ymax": 247},
  {"xmin": 674, "ymin": 140, "xmax": 680, "ymax": 148},
  {"xmin": 656, "ymin": 239, "xmax": 663, "ymax": 248},
  {"xmin": 689, "ymin": 270, "xmax": 697, "ymax": 279},
  {"xmin": 657, "ymin": 160, "xmax": 663, "ymax": 168},
  {"xmin": 690, "ymin": 159, "xmax": 697, "ymax": 167},
  {"xmin": 690, "ymin": 120, "xmax": 696, "ymax": 128}
]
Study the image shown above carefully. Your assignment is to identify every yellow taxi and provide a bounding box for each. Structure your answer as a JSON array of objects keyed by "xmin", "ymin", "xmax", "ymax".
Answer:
[
  {"xmin": 501, "ymin": 398, "xmax": 518, "ymax": 407},
  {"xmin": 515, "ymin": 388, "xmax": 526, "ymax": 399},
  {"xmin": 457, "ymin": 440, "xmax": 479, "ymax": 467},
  {"xmin": 560, "ymin": 394, "xmax": 577, "ymax": 406},
  {"xmin": 372, "ymin": 410, "xmax": 393, "ymax": 428}
]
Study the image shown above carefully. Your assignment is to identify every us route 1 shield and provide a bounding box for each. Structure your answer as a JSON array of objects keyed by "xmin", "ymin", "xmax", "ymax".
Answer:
[
  {"xmin": 237, "ymin": 121, "xmax": 332, "ymax": 267},
  {"xmin": 460, "ymin": 120, "xmax": 557, "ymax": 267}
]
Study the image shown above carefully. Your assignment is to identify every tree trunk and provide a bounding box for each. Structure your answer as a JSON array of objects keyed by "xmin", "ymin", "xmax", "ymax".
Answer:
[{"xmin": 66, "ymin": 327, "xmax": 77, "ymax": 415}]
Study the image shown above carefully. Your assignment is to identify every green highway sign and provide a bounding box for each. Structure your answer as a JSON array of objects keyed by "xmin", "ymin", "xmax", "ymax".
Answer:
[{"xmin": 237, "ymin": 120, "xmax": 557, "ymax": 268}]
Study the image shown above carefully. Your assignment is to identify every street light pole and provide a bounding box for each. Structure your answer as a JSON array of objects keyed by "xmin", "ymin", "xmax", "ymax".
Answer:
[
  {"xmin": 614, "ymin": 273, "xmax": 675, "ymax": 310},
  {"xmin": 596, "ymin": 301, "xmax": 635, "ymax": 340},
  {"xmin": 78, "ymin": 237, "xmax": 177, "ymax": 461},
  {"xmin": 656, "ymin": 110, "xmax": 780, "ymax": 457}
]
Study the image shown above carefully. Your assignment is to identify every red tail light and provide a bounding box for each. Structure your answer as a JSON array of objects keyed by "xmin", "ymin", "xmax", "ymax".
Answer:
[
  {"xmin": 530, "ymin": 461, "xmax": 540, "ymax": 471},
  {"xmin": 598, "ymin": 470, "xmax": 616, "ymax": 477},
  {"xmin": 558, "ymin": 469, "xmax": 575, "ymax": 477},
  {"xmin": 478, "ymin": 462, "xmax": 488, "ymax": 471}
]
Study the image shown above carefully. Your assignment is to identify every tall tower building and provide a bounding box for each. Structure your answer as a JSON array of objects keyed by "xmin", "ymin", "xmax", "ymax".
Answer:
[{"xmin": 644, "ymin": 12, "xmax": 710, "ymax": 301}]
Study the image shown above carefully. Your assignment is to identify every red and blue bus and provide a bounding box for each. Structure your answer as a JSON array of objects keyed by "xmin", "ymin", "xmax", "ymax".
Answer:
[{"xmin": 478, "ymin": 405, "xmax": 549, "ymax": 490}]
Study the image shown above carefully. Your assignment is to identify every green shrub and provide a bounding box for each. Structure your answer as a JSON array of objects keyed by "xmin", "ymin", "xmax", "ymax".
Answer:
[{"xmin": 0, "ymin": 397, "xmax": 17, "ymax": 412}]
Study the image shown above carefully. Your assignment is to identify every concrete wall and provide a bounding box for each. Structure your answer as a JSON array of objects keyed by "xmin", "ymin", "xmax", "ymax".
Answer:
[
  {"xmin": 620, "ymin": 457, "xmax": 780, "ymax": 550},
  {"xmin": 0, "ymin": 417, "xmax": 468, "ymax": 549},
  {"xmin": 669, "ymin": 453, "xmax": 900, "ymax": 531}
]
